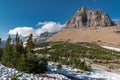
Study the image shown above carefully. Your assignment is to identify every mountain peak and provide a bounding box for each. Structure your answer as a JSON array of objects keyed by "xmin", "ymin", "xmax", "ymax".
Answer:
[
  {"xmin": 65, "ymin": 7, "xmax": 115, "ymax": 29},
  {"xmin": 78, "ymin": 7, "xmax": 87, "ymax": 12}
]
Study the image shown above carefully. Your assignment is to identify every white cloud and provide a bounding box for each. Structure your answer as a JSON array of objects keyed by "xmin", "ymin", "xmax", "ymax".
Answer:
[
  {"xmin": 38, "ymin": 21, "xmax": 64, "ymax": 33},
  {"xmin": 37, "ymin": 21, "xmax": 48, "ymax": 26},
  {"xmin": 9, "ymin": 27, "xmax": 34, "ymax": 37},
  {"xmin": 112, "ymin": 18, "xmax": 120, "ymax": 22},
  {"xmin": 8, "ymin": 21, "xmax": 65, "ymax": 37}
]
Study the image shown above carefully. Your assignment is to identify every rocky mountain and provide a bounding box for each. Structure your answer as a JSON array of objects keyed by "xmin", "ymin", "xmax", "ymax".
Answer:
[
  {"xmin": 35, "ymin": 32, "xmax": 56, "ymax": 43},
  {"xmin": 22, "ymin": 31, "xmax": 56, "ymax": 44},
  {"xmin": 48, "ymin": 7, "xmax": 120, "ymax": 47},
  {"xmin": 65, "ymin": 7, "xmax": 115, "ymax": 29},
  {"xmin": 40, "ymin": 32, "xmax": 56, "ymax": 38}
]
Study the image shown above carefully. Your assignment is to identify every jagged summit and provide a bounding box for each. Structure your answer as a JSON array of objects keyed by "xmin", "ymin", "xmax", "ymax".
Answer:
[
  {"xmin": 77, "ymin": 7, "xmax": 87, "ymax": 12},
  {"xmin": 65, "ymin": 7, "xmax": 115, "ymax": 28}
]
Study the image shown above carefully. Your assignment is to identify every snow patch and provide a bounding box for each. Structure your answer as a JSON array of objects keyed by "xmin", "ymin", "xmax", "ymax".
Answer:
[
  {"xmin": 48, "ymin": 61, "xmax": 120, "ymax": 80},
  {"xmin": 101, "ymin": 46, "xmax": 120, "ymax": 52},
  {"xmin": 0, "ymin": 63, "xmax": 70, "ymax": 80}
]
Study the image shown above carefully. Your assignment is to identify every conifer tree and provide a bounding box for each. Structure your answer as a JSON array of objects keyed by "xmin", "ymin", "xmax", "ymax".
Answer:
[
  {"xmin": 16, "ymin": 54, "xmax": 26, "ymax": 71},
  {"xmin": 1, "ymin": 35, "xmax": 12, "ymax": 66},
  {"xmin": 0, "ymin": 38, "xmax": 1, "ymax": 46},
  {"xmin": 26, "ymin": 34, "xmax": 34, "ymax": 58},
  {"xmin": 12, "ymin": 33, "xmax": 25, "ymax": 68},
  {"xmin": 1, "ymin": 33, "xmax": 48, "ymax": 73}
]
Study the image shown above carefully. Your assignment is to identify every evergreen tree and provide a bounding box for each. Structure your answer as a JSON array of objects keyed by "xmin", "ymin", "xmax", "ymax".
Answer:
[
  {"xmin": 16, "ymin": 54, "xmax": 26, "ymax": 71},
  {"xmin": 14, "ymin": 33, "xmax": 24, "ymax": 56},
  {"xmin": 0, "ymin": 38, "xmax": 1, "ymax": 46},
  {"xmin": 1, "ymin": 34, "xmax": 48, "ymax": 73},
  {"xmin": 12, "ymin": 33, "xmax": 25, "ymax": 68},
  {"xmin": 26, "ymin": 34, "xmax": 34, "ymax": 58},
  {"xmin": 1, "ymin": 35, "xmax": 12, "ymax": 67},
  {"xmin": 11, "ymin": 33, "xmax": 19, "ymax": 67},
  {"xmin": 36, "ymin": 58, "xmax": 48, "ymax": 73}
]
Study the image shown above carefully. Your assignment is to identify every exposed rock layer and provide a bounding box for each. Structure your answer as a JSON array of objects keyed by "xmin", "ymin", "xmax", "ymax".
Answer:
[{"xmin": 65, "ymin": 7, "xmax": 115, "ymax": 28}]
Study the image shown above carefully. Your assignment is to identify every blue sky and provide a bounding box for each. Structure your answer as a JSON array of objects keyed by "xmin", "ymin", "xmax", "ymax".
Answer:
[{"xmin": 0, "ymin": 0, "xmax": 120, "ymax": 40}]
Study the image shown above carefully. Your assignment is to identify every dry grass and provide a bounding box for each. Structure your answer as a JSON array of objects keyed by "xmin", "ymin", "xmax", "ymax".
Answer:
[{"xmin": 48, "ymin": 26, "xmax": 120, "ymax": 47}]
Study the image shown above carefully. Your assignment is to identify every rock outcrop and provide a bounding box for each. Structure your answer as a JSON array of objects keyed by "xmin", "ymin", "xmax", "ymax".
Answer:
[
  {"xmin": 65, "ymin": 7, "xmax": 115, "ymax": 28},
  {"xmin": 35, "ymin": 32, "xmax": 56, "ymax": 43}
]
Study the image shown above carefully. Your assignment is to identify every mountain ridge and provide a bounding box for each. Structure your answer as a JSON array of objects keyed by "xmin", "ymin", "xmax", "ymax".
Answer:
[
  {"xmin": 48, "ymin": 7, "xmax": 120, "ymax": 47},
  {"xmin": 65, "ymin": 7, "xmax": 115, "ymax": 29}
]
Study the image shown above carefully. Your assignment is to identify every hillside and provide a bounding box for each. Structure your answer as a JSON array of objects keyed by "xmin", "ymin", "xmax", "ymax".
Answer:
[
  {"xmin": 48, "ymin": 26, "xmax": 120, "ymax": 47},
  {"xmin": 47, "ymin": 7, "xmax": 120, "ymax": 47},
  {"xmin": 34, "ymin": 42, "xmax": 120, "ymax": 76}
]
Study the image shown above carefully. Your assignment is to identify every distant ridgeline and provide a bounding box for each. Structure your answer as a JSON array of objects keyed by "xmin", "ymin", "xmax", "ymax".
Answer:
[{"xmin": 65, "ymin": 7, "xmax": 115, "ymax": 29}]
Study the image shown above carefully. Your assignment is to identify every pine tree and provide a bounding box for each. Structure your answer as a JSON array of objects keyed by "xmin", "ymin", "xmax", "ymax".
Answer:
[
  {"xmin": 1, "ymin": 34, "xmax": 48, "ymax": 73},
  {"xmin": 26, "ymin": 34, "xmax": 34, "ymax": 58},
  {"xmin": 12, "ymin": 33, "xmax": 25, "ymax": 68},
  {"xmin": 0, "ymin": 38, "xmax": 1, "ymax": 46},
  {"xmin": 1, "ymin": 35, "xmax": 12, "ymax": 67},
  {"xmin": 16, "ymin": 54, "xmax": 26, "ymax": 71}
]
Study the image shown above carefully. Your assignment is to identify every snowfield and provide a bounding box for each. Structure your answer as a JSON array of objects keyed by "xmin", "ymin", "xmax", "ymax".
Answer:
[
  {"xmin": 0, "ymin": 63, "xmax": 70, "ymax": 80},
  {"xmin": 48, "ymin": 62, "xmax": 120, "ymax": 80},
  {"xmin": 0, "ymin": 61, "xmax": 120, "ymax": 80}
]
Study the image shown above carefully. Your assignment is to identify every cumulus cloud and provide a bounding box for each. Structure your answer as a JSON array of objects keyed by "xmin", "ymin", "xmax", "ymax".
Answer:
[
  {"xmin": 9, "ymin": 27, "xmax": 34, "ymax": 37},
  {"xmin": 8, "ymin": 21, "xmax": 65, "ymax": 37},
  {"xmin": 38, "ymin": 21, "xmax": 64, "ymax": 33}
]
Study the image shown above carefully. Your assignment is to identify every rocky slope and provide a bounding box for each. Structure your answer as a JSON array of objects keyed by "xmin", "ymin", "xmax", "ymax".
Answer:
[
  {"xmin": 65, "ymin": 7, "xmax": 115, "ymax": 28},
  {"xmin": 48, "ymin": 7, "xmax": 120, "ymax": 47},
  {"xmin": 35, "ymin": 32, "xmax": 56, "ymax": 43}
]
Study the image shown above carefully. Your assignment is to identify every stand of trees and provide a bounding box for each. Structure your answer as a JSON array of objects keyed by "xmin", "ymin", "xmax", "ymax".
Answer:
[
  {"xmin": 35, "ymin": 42, "xmax": 92, "ymax": 71},
  {"xmin": 34, "ymin": 42, "xmax": 120, "ymax": 71},
  {"xmin": 1, "ymin": 33, "xmax": 47, "ymax": 73}
]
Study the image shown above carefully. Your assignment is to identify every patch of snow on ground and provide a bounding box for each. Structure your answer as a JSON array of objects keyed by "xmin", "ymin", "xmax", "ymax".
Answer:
[
  {"xmin": 101, "ymin": 46, "xmax": 120, "ymax": 52},
  {"xmin": 33, "ymin": 46, "xmax": 52, "ymax": 51},
  {"xmin": 0, "ymin": 63, "xmax": 70, "ymax": 80},
  {"xmin": 0, "ymin": 61, "xmax": 120, "ymax": 80},
  {"xmin": 48, "ymin": 61, "xmax": 120, "ymax": 80}
]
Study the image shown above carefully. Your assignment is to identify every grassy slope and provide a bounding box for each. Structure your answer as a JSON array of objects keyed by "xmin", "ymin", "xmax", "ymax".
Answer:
[{"xmin": 34, "ymin": 42, "xmax": 120, "ymax": 70}]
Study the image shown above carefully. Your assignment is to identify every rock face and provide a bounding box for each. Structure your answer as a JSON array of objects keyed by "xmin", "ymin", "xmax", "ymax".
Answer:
[
  {"xmin": 48, "ymin": 7, "xmax": 119, "ymax": 47},
  {"xmin": 35, "ymin": 32, "xmax": 56, "ymax": 43},
  {"xmin": 65, "ymin": 7, "xmax": 115, "ymax": 28}
]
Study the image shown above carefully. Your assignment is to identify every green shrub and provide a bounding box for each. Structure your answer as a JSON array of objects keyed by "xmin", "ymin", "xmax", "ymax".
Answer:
[{"xmin": 57, "ymin": 64, "xmax": 62, "ymax": 70}]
